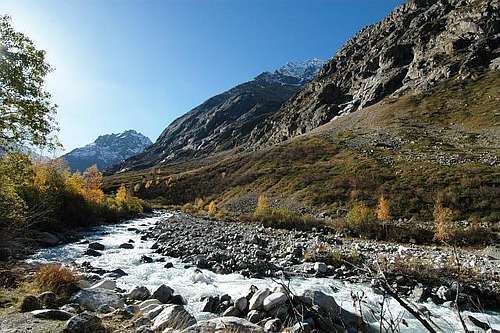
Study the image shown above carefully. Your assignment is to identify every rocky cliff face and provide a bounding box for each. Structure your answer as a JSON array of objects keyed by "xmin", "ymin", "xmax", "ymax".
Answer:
[
  {"xmin": 249, "ymin": 0, "xmax": 500, "ymax": 146},
  {"xmin": 114, "ymin": 60, "xmax": 325, "ymax": 171},
  {"xmin": 63, "ymin": 130, "xmax": 151, "ymax": 172}
]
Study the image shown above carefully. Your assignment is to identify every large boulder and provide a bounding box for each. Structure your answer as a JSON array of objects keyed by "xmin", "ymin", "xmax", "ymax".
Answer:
[
  {"xmin": 119, "ymin": 243, "xmax": 134, "ymax": 249},
  {"xmin": 88, "ymin": 242, "xmax": 105, "ymax": 251},
  {"xmin": 65, "ymin": 311, "xmax": 105, "ymax": 333},
  {"xmin": 181, "ymin": 317, "xmax": 263, "ymax": 333},
  {"xmin": 128, "ymin": 286, "xmax": 151, "ymax": 301},
  {"xmin": 70, "ymin": 288, "xmax": 124, "ymax": 311},
  {"xmin": 31, "ymin": 309, "xmax": 72, "ymax": 320},
  {"xmin": 89, "ymin": 279, "xmax": 116, "ymax": 291},
  {"xmin": 262, "ymin": 292, "xmax": 287, "ymax": 311},
  {"xmin": 151, "ymin": 305, "xmax": 196, "ymax": 331},
  {"xmin": 298, "ymin": 290, "xmax": 339, "ymax": 316},
  {"xmin": 152, "ymin": 284, "xmax": 174, "ymax": 303},
  {"xmin": 38, "ymin": 291, "xmax": 57, "ymax": 308},
  {"xmin": 248, "ymin": 288, "xmax": 271, "ymax": 311},
  {"xmin": 19, "ymin": 295, "xmax": 41, "ymax": 312}
]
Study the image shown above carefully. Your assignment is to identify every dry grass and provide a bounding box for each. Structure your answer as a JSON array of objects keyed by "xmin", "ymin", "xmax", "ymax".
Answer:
[
  {"xmin": 34, "ymin": 264, "xmax": 79, "ymax": 294},
  {"xmin": 304, "ymin": 242, "xmax": 359, "ymax": 267}
]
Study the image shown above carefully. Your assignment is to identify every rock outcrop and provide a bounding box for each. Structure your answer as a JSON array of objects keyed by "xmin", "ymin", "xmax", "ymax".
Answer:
[{"xmin": 249, "ymin": 0, "xmax": 500, "ymax": 146}]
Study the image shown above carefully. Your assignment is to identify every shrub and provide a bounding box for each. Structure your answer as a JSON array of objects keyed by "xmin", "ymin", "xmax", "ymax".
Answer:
[
  {"xmin": 304, "ymin": 242, "xmax": 359, "ymax": 267},
  {"xmin": 254, "ymin": 207, "xmax": 322, "ymax": 231},
  {"xmin": 34, "ymin": 264, "xmax": 79, "ymax": 293},
  {"xmin": 194, "ymin": 198, "xmax": 205, "ymax": 211},
  {"xmin": 346, "ymin": 201, "xmax": 376, "ymax": 235}
]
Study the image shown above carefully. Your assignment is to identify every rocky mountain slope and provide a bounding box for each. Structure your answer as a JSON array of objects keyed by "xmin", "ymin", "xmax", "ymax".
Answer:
[
  {"xmin": 63, "ymin": 130, "xmax": 151, "ymax": 172},
  {"xmin": 112, "ymin": 59, "xmax": 325, "ymax": 171},
  {"xmin": 248, "ymin": 0, "xmax": 500, "ymax": 146}
]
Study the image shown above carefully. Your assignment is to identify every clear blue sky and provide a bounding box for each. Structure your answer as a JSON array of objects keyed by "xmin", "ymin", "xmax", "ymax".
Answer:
[{"xmin": 1, "ymin": 0, "xmax": 404, "ymax": 154}]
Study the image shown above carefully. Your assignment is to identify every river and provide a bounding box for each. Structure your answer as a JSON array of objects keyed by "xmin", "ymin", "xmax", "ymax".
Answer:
[{"xmin": 27, "ymin": 211, "xmax": 500, "ymax": 332}]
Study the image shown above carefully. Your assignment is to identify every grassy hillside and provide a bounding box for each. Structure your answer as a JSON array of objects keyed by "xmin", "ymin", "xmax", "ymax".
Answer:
[{"xmin": 105, "ymin": 72, "xmax": 500, "ymax": 225}]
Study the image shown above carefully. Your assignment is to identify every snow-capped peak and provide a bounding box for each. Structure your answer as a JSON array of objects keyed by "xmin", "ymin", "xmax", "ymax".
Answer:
[{"xmin": 275, "ymin": 58, "xmax": 326, "ymax": 82}]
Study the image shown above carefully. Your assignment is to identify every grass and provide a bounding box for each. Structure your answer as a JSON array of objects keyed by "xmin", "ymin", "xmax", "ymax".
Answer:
[{"xmin": 34, "ymin": 264, "xmax": 79, "ymax": 294}]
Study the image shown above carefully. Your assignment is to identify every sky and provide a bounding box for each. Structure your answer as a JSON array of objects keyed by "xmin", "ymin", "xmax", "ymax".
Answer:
[{"xmin": 1, "ymin": 0, "xmax": 405, "ymax": 154}]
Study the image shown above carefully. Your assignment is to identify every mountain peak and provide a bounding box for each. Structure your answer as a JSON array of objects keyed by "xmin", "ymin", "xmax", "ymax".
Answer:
[
  {"xmin": 63, "ymin": 130, "xmax": 152, "ymax": 172},
  {"xmin": 275, "ymin": 58, "xmax": 326, "ymax": 81}
]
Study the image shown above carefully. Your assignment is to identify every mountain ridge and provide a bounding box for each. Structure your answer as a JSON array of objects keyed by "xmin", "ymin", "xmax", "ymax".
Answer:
[{"xmin": 111, "ymin": 59, "xmax": 325, "ymax": 171}]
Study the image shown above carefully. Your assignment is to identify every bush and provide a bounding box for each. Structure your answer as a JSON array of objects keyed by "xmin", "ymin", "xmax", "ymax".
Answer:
[
  {"xmin": 346, "ymin": 201, "xmax": 376, "ymax": 235},
  {"xmin": 254, "ymin": 206, "xmax": 322, "ymax": 231},
  {"xmin": 34, "ymin": 264, "xmax": 79, "ymax": 293},
  {"xmin": 304, "ymin": 242, "xmax": 359, "ymax": 267}
]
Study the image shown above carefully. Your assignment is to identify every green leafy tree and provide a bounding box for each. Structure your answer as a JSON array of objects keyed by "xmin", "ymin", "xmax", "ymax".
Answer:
[{"xmin": 0, "ymin": 15, "xmax": 58, "ymax": 150}]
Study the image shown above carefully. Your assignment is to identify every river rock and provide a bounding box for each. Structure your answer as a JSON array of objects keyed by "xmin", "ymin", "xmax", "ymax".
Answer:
[
  {"xmin": 264, "ymin": 318, "xmax": 282, "ymax": 332},
  {"xmin": 223, "ymin": 306, "xmax": 240, "ymax": 317},
  {"xmin": 119, "ymin": 243, "xmax": 134, "ymax": 249},
  {"xmin": 235, "ymin": 296, "xmax": 248, "ymax": 312},
  {"xmin": 249, "ymin": 288, "xmax": 271, "ymax": 310},
  {"xmin": 144, "ymin": 305, "xmax": 165, "ymax": 320},
  {"xmin": 164, "ymin": 262, "xmax": 174, "ymax": 269},
  {"xmin": 128, "ymin": 286, "xmax": 151, "ymax": 301},
  {"xmin": 90, "ymin": 279, "xmax": 116, "ymax": 290},
  {"xmin": 84, "ymin": 249, "xmax": 102, "ymax": 257},
  {"xmin": 152, "ymin": 284, "xmax": 173, "ymax": 303},
  {"xmin": 19, "ymin": 295, "xmax": 41, "ymax": 312},
  {"xmin": 88, "ymin": 242, "xmax": 105, "ymax": 251},
  {"xmin": 314, "ymin": 262, "xmax": 327, "ymax": 274},
  {"xmin": 291, "ymin": 322, "xmax": 313, "ymax": 333},
  {"xmin": 70, "ymin": 288, "xmax": 124, "ymax": 311},
  {"xmin": 139, "ymin": 299, "xmax": 162, "ymax": 310},
  {"xmin": 263, "ymin": 292, "xmax": 287, "ymax": 311},
  {"xmin": 182, "ymin": 316, "xmax": 263, "ymax": 333},
  {"xmin": 65, "ymin": 311, "xmax": 105, "ymax": 333},
  {"xmin": 31, "ymin": 309, "xmax": 73, "ymax": 320},
  {"xmin": 38, "ymin": 291, "xmax": 57, "ymax": 308},
  {"xmin": 247, "ymin": 310, "xmax": 265, "ymax": 324},
  {"xmin": 151, "ymin": 305, "xmax": 196, "ymax": 331},
  {"xmin": 201, "ymin": 296, "xmax": 219, "ymax": 313},
  {"xmin": 298, "ymin": 290, "xmax": 339, "ymax": 315},
  {"xmin": 141, "ymin": 255, "xmax": 154, "ymax": 263}
]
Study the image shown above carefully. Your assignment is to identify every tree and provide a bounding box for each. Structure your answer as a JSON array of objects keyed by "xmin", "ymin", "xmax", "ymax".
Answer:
[
  {"xmin": 83, "ymin": 165, "xmax": 102, "ymax": 190},
  {"xmin": 208, "ymin": 200, "xmax": 217, "ymax": 215},
  {"xmin": 0, "ymin": 15, "xmax": 58, "ymax": 150},
  {"xmin": 115, "ymin": 184, "xmax": 128, "ymax": 204},
  {"xmin": 376, "ymin": 195, "xmax": 391, "ymax": 222},
  {"xmin": 255, "ymin": 194, "xmax": 269, "ymax": 217},
  {"xmin": 433, "ymin": 199, "xmax": 455, "ymax": 243}
]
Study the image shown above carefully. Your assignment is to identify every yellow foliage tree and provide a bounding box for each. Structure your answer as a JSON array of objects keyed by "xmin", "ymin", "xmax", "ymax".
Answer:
[
  {"xmin": 81, "ymin": 165, "xmax": 104, "ymax": 204},
  {"xmin": 255, "ymin": 195, "xmax": 269, "ymax": 217},
  {"xmin": 116, "ymin": 184, "xmax": 128, "ymax": 204},
  {"xmin": 208, "ymin": 200, "xmax": 217, "ymax": 215},
  {"xmin": 194, "ymin": 198, "xmax": 205, "ymax": 211},
  {"xmin": 375, "ymin": 195, "xmax": 391, "ymax": 222},
  {"xmin": 433, "ymin": 199, "xmax": 455, "ymax": 243}
]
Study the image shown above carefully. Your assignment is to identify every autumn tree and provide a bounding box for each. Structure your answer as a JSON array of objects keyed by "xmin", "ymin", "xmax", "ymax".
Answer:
[
  {"xmin": 433, "ymin": 199, "xmax": 455, "ymax": 243},
  {"xmin": 208, "ymin": 200, "xmax": 217, "ymax": 215},
  {"xmin": 0, "ymin": 15, "xmax": 58, "ymax": 150},
  {"xmin": 375, "ymin": 195, "xmax": 391, "ymax": 222},
  {"xmin": 255, "ymin": 194, "xmax": 270, "ymax": 217},
  {"xmin": 81, "ymin": 165, "xmax": 104, "ymax": 204}
]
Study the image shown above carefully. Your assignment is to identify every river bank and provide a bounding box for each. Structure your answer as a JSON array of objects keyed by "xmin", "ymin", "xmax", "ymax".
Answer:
[{"xmin": 1, "ymin": 211, "xmax": 499, "ymax": 332}]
